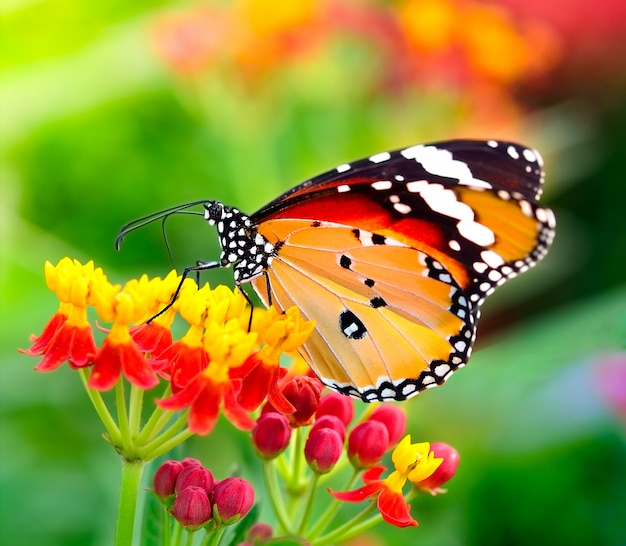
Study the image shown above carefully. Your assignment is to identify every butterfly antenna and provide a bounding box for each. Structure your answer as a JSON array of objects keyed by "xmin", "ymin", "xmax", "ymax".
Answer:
[
  {"xmin": 160, "ymin": 216, "xmax": 176, "ymax": 269},
  {"xmin": 115, "ymin": 199, "xmax": 210, "ymax": 250}
]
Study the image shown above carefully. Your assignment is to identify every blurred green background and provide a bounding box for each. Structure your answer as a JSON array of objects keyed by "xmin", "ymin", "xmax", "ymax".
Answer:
[{"xmin": 1, "ymin": 1, "xmax": 625, "ymax": 545}]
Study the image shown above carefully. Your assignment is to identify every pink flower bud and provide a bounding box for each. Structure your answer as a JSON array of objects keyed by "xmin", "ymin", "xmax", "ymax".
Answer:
[
  {"xmin": 153, "ymin": 460, "xmax": 184, "ymax": 500},
  {"xmin": 316, "ymin": 392, "xmax": 355, "ymax": 426},
  {"xmin": 175, "ymin": 465, "xmax": 215, "ymax": 494},
  {"xmin": 181, "ymin": 457, "xmax": 203, "ymax": 468},
  {"xmin": 252, "ymin": 413, "xmax": 292, "ymax": 459},
  {"xmin": 281, "ymin": 376, "xmax": 323, "ymax": 427},
  {"xmin": 212, "ymin": 477, "xmax": 255, "ymax": 525},
  {"xmin": 304, "ymin": 428, "xmax": 343, "ymax": 474},
  {"xmin": 348, "ymin": 420, "xmax": 389, "ymax": 469},
  {"xmin": 417, "ymin": 442, "xmax": 459, "ymax": 493},
  {"xmin": 172, "ymin": 486, "xmax": 212, "ymax": 529},
  {"xmin": 310, "ymin": 414, "xmax": 346, "ymax": 442},
  {"xmin": 368, "ymin": 404, "xmax": 407, "ymax": 446},
  {"xmin": 247, "ymin": 522, "xmax": 273, "ymax": 543}
]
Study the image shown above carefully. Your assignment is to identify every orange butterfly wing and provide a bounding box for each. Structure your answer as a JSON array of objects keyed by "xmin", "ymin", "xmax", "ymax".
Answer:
[{"xmin": 252, "ymin": 219, "xmax": 477, "ymax": 400}]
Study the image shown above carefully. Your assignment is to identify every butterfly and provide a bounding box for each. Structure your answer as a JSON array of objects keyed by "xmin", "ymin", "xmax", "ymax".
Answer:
[{"xmin": 117, "ymin": 139, "xmax": 555, "ymax": 402}]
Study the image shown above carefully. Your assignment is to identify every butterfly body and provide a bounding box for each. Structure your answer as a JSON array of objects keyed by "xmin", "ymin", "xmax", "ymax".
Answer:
[{"xmin": 124, "ymin": 139, "xmax": 555, "ymax": 402}]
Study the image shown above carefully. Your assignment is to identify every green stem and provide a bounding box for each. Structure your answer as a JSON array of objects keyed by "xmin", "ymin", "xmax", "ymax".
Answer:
[
  {"xmin": 263, "ymin": 460, "xmax": 293, "ymax": 535},
  {"xmin": 163, "ymin": 509, "xmax": 172, "ymax": 546},
  {"xmin": 205, "ymin": 526, "xmax": 226, "ymax": 546},
  {"xmin": 297, "ymin": 473, "xmax": 319, "ymax": 535},
  {"xmin": 139, "ymin": 412, "xmax": 192, "ymax": 459},
  {"xmin": 136, "ymin": 385, "xmax": 172, "ymax": 444},
  {"xmin": 308, "ymin": 468, "xmax": 360, "ymax": 538},
  {"xmin": 128, "ymin": 385, "xmax": 144, "ymax": 440},
  {"xmin": 114, "ymin": 458, "xmax": 146, "ymax": 546},
  {"xmin": 137, "ymin": 405, "xmax": 169, "ymax": 444},
  {"xmin": 291, "ymin": 428, "xmax": 305, "ymax": 488},
  {"xmin": 78, "ymin": 369, "xmax": 122, "ymax": 445},
  {"xmin": 183, "ymin": 529, "xmax": 196, "ymax": 546},
  {"xmin": 145, "ymin": 427, "xmax": 195, "ymax": 460},
  {"xmin": 115, "ymin": 380, "xmax": 130, "ymax": 449},
  {"xmin": 313, "ymin": 504, "xmax": 379, "ymax": 546}
]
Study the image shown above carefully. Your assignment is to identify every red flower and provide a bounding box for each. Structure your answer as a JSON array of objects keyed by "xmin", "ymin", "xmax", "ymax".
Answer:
[
  {"xmin": 281, "ymin": 376, "xmax": 323, "ymax": 427},
  {"xmin": 158, "ymin": 337, "xmax": 209, "ymax": 388},
  {"xmin": 89, "ymin": 333, "xmax": 158, "ymax": 391},
  {"xmin": 33, "ymin": 318, "xmax": 97, "ymax": 371},
  {"xmin": 232, "ymin": 353, "xmax": 293, "ymax": 414},
  {"xmin": 158, "ymin": 369, "xmax": 254, "ymax": 435},
  {"xmin": 21, "ymin": 310, "xmax": 68, "ymax": 356},
  {"xmin": 130, "ymin": 322, "xmax": 173, "ymax": 357},
  {"xmin": 332, "ymin": 466, "xmax": 417, "ymax": 527},
  {"xmin": 331, "ymin": 436, "xmax": 444, "ymax": 528}
]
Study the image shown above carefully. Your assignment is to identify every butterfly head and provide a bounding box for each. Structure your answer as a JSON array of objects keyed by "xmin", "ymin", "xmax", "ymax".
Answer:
[{"xmin": 203, "ymin": 201, "xmax": 275, "ymax": 282}]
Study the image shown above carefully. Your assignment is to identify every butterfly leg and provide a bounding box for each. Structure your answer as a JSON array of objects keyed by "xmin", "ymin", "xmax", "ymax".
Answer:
[{"xmin": 148, "ymin": 260, "xmax": 222, "ymax": 323}]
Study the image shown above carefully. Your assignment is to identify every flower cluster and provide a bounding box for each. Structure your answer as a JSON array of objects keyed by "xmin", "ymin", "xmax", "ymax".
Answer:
[
  {"xmin": 150, "ymin": 0, "xmax": 561, "ymax": 129},
  {"xmin": 153, "ymin": 458, "xmax": 254, "ymax": 533},
  {"xmin": 22, "ymin": 258, "xmax": 460, "ymax": 544},
  {"xmin": 251, "ymin": 388, "xmax": 459, "ymax": 534},
  {"xmin": 22, "ymin": 258, "xmax": 314, "ymax": 437}
]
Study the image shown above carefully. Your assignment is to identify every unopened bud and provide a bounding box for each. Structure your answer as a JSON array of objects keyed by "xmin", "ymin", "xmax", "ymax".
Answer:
[
  {"xmin": 212, "ymin": 477, "xmax": 255, "ymax": 525},
  {"xmin": 172, "ymin": 486, "xmax": 212, "ymax": 529},
  {"xmin": 304, "ymin": 428, "xmax": 343, "ymax": 474},
  {"xmin": 348, "ymin": 420, "xmax": 389, "ymax": 469}
]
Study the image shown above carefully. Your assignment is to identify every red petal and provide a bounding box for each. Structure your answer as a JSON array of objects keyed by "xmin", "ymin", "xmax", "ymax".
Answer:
[
  {"xmin": 130, "ymin": 323, "xmax": 173, "ymax": 356},
  {"xmin": 187, "ymin": 378, "xmax": 222, "ymax": 435},
  {"xmin": 34, "ymin": 323, "xmax": 96, "ymax": 372},
  {"xmin": 377, "ymin": 487, "xmax": 418, "ymax": 528},
  {"xmin": 120, "ymin": 342, "xmax": 160, "ymax": 389},
  {"xmin": 329, "ymin": 481, "xmax": 384, "ymax": 502},
  {"xmin": 88, "ymin": 341, "xmax": 123, "ymax": 390},
  {"xmin": 158, "ymin": 375, "xmax": 206, "ymax": 411},
  {"xmin": 67, "ymin": 326, "xmax": 98, "ymax": 368},
  {"xmin": 21, "ymin": 312, "xmax": 67, "ymax": 356},
  {"xmin": 362, "ymin": 465, "xmax": 387, "ymax": 483},
  {"xmin": 228, "ymin": 352, "xmax": 260, "ymax": 379},
  {"xmin": 223, "ymin": 382, "xmax": 256, "ymax": 430},
  {"xmin": 165, "ymin": 343, "xmax": 209, "ymax": 391},
  {"xmin": 237, "ymin": 361, "xmax": 275, "ymax": 412},
  {"xmin": 267, "ymin": 370, "xmax": 297, "ymax": 415}
]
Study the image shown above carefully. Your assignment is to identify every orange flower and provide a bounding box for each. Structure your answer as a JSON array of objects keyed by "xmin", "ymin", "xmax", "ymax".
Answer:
[{"xmin": 21, "ymin": 259, "xmax": 104, "ymax": 370}]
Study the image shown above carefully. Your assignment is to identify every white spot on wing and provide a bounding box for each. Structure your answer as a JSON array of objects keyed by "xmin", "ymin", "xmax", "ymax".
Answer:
[
  {"xmin": 371, "ymin": 180, "xmax": 392, "ymax": 190},
  {"xmin": 457, "ymin": 220, "xmax": 495, "ymax": 246},
  {"xmin": 406, "ymin": 180, "xmax": 429, "ymax": 193},
  {"xmin": 337, "ymin": 184, "xmax": 351, "ymax": 193},
  {"xmin": 522, "ymin": 148, "xmax": 537, "ymax": 163},
  {"xmin": 401, "ymin": 145, "xmax": 492, "ymax": 189},
  {"xmin": 507, "ymin": 145, "xmax": 520, "ymax": 159},
  {"xmin": 336, "ymin": 163, "xmax": 351, "ymax": 173},
  {"xmin": 393, "ymin": 203, "xmax": 412, "ymax": 214},
  {"xmin": 481, "ymin": 250, "xmax": 505, "ymax": 268},
  {"xmin": 370, "ymin": 151, "xmax": 392, "ymax": 163}
]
